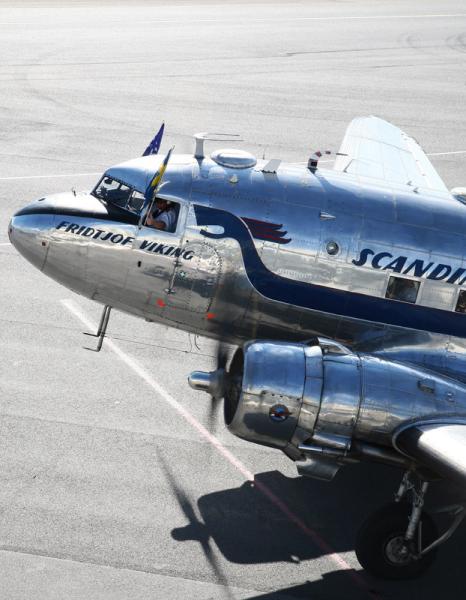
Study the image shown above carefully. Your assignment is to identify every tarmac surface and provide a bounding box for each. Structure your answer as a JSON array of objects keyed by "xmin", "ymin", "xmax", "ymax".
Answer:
[{"xmin": 1, "ymin": 1, "xmax": 466, "ymax": 598}]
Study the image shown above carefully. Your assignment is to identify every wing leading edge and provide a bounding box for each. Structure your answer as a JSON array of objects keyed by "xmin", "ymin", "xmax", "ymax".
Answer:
[
  {"xmin": 333, "ymin": 116, "xmax": 452, "ymax": 198},
  {"xmin": 395, "ymin": 422, "xmax": 466, "ymax": 486}
]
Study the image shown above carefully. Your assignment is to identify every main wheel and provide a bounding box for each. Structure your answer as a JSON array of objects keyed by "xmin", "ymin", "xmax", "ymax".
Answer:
[{"xmin": 355, "ymin": 502, "xmax": 438, "ymax": 580}]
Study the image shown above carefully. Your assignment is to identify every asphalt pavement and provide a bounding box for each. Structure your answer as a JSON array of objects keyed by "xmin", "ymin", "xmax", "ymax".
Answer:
[{"xmin": 1, "ymin": 1, "xmax": 466, "ymax": 598}]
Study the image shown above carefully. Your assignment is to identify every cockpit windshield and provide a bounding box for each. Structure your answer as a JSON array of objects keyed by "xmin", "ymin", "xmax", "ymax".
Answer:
[{"xmin": 92, "ymin": 176, "xmax": 145, "ymax": 213}]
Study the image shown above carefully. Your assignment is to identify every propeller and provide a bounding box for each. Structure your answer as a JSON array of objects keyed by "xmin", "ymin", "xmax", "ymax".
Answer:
[
  {"xmin": 205, "ymin": 340, "xmax": 229, "ymax": 431},
  {"xmin": 189, "ymin": 341, "xmax": 244, "ymax": 432}
]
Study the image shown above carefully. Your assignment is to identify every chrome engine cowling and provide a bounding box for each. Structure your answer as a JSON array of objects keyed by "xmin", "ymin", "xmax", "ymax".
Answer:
[
  {"xmin": 223, "ymin": 340, "xmax": 361, "ymax": 459},
  {"xmin": 189, "ymin": 338, "xmax": 466, "ymax": 479},
  {"xmin": 224, "ymin": 340, "xmax": 318, "ymax": 449}
]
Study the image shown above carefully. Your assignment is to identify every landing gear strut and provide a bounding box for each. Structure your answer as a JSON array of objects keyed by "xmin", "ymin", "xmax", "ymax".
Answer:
[
  {"xmin": 355, "ymin": 470, "xmax": 465, "ymax": 580},
  {"xmin": 83, "ymin": 304, "xmax": 112, "ymax": 352}
]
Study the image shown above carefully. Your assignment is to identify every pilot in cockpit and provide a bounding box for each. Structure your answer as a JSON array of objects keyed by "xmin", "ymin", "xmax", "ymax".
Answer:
[
  {"xmin": 146, "ymin": 197, "xmax": 177, "ymax": 232},
  {"xmin": 97, "ymin": 178, "xmax": 131, "ymax": 207}
]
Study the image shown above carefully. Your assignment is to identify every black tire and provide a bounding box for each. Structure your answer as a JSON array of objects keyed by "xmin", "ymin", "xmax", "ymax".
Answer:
[{"xmin": 355, "ymin": 502, "xmax": 438, "ymax": 580}]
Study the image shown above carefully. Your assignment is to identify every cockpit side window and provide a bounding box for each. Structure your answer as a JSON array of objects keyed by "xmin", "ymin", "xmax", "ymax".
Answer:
[
  {"xmin": 128, "ymin": 190, "xmax": 145, "ymax": 213},
  {"xmin": 146, "ymin": 198, "xmax": 179, "ymax": 233}
]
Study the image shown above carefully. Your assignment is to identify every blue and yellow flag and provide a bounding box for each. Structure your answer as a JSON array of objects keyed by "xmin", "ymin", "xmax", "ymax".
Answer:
[{"xmin": 144, "ymin": 145, "xmax": 174, "ymax": 205}]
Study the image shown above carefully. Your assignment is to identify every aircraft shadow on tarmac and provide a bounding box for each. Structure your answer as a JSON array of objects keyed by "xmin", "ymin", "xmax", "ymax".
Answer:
[
  {"xmin": 161, "ymin": 456, "xmax": 466, "ymax": 599},
  {"xmin": 176, "ymin": 464, "xmax": 464, "ymax": 562},
  {"xmin": 174, "ymin": 466, "xmax": 382, "ymax": 564}
]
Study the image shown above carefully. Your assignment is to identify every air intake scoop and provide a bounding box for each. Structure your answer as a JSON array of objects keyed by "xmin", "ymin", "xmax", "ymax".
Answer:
[{"xmin": 211, "ymin": 149, "xmax": 257, "ymax": 169}]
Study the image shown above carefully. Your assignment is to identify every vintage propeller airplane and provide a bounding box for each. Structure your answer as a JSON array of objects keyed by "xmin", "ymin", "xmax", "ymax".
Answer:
[{"xmin": 8, "ymin": 116, "xmax": 466, "ymax": 579}]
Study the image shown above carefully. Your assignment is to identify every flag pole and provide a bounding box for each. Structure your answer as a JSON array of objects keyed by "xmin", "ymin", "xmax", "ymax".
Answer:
[{"xmin": 139, "ymin": 145, "xmax": 175, "ymax": 229}]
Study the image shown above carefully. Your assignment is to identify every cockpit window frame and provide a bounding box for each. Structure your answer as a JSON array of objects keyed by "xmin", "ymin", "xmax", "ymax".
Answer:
[
  {"xmin": 91, "ymin": 174, "xmax": 185, "ymax": 235},
  {"xmin": 141, "ymin": 196, "xmax": 185, "ymax": 236},
  {"xmin": 92, "ymin": 175, "xmax": 136, "ymax": 212},
  {"xmin": 127, "ymin": 189, "xmax": 146, "ymax": 213}
]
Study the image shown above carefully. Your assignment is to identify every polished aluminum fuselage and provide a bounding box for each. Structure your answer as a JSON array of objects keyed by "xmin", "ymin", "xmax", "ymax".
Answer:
[{"xmin": 9, "ymin": 152, "xmax": 466, "ymax": 388}]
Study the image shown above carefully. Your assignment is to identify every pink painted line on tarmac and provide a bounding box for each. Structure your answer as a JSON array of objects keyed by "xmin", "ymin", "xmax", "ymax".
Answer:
[
  {"xmin": 253, "ymin": 479, "xmax": 379, "ymax": 595},
  {"xmin": 62, "ymin": 298, "xmax": 380, "ymax": 599}
]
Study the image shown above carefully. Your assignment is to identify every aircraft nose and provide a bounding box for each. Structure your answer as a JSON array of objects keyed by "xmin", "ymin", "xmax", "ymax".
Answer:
[{"xmin": 8, "ymin": 202, "xmax": 53, "ymax": 271}]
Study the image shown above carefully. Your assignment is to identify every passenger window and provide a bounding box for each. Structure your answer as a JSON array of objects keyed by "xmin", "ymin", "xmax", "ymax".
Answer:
[
  {"xmin": 146, "ymin": 198, "xmax": 179, "ymax": 233},
  {"xmin": 455, "ymin": 290, "xmax": 466, "ymax": 313},
  {"xmin": 385, "ymin": 276, "xmax": 419, "ymax": 303}
]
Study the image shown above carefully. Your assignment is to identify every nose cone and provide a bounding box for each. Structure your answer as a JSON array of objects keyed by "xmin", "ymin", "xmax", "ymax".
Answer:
[{"xmin": 9, "ymin": 199, "xmax": 53, "ymax": 271}]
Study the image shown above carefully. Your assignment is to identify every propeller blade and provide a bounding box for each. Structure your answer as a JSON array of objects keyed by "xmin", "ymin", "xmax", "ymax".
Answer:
[
  {"xmin": 207, "ymin": 340, "xmax": 229, "ymax": 430},
  {"xmin": 216, "ymin": 342, "xmax": 228, "ymax": 370}
]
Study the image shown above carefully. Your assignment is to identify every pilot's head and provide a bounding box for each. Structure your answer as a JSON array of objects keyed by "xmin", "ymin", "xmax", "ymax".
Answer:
[{"xmin": 155, "ymin": 198, "xmax": 172, "ymax": 211}]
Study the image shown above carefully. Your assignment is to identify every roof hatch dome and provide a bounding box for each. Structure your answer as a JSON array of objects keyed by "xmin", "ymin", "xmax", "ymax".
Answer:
[{"xmin": 211, "ymin": 148, "xmax": 257, "ymax": 169}]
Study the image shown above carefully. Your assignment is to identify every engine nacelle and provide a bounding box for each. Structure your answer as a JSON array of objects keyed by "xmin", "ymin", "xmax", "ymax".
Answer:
[
  {"xmin": 222, "ymin": 339, "xmax": 466, "ymax": 468},
  {"xmin": 190, "ymin": 338, "xmax": 466, "ymax": 479},
  {"xmin": 224, "ymin": 340, "xmax": 360, "ymax": 459}
]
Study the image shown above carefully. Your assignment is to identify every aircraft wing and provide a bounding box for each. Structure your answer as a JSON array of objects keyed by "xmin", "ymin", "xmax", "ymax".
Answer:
[
  {"xmin": 395, "ymin": 422, "xmax": 466, "ymax": 486},
  {"xmin": 333, "ymin": 116, "xmax": 452, "ymax": 197}
]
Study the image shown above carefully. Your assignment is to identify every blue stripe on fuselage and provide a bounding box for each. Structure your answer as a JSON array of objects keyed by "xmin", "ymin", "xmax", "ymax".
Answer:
[{"xmin": 194, "ymin": 204, "xmax": 466, "ymax": 338}]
